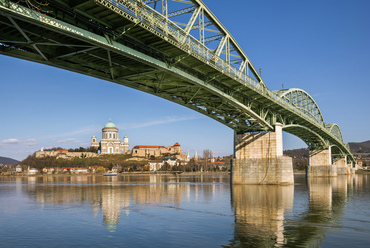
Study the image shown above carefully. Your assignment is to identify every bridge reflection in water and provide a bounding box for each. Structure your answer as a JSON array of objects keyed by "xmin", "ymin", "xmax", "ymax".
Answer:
[
  {"xmin": 229, "ymin": 185, "xmax": 294, "ymax": 247},
  {"xmin": 228, "ymin": 175, "xmax": 351, "ymax": 247}
]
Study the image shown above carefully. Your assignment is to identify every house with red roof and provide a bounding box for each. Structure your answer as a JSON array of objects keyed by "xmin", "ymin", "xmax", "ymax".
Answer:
[{"xmin": 132, "ymin": 142, "xmax": 186, "ymax": 160}]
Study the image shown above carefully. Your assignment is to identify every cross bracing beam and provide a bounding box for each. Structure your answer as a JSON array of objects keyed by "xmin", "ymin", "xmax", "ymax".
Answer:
[
  {"xmin": 167, "ymin": 6, "xmax": 196, "ymax": 18},
  {"xmin": 142, "ymin": 0, "xmax": 160, "ymax": 5},
  {"xmin": 0, "ymin": 0, "xmax": 355, "ymax": 163}
]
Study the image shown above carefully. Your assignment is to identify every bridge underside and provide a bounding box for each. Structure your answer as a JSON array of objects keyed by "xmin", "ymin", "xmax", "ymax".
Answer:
[
  {"xmin": 0, "ymin": 0, "xmax": 355, "ymax": 164},
  {"xmin": 283, "ymin": 124, "xmax": 349, "ymax": 160}
]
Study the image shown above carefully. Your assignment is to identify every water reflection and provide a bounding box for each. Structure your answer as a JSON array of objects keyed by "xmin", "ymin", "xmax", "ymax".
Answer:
[
  {"xmin": 13, "ymin": 175, "xmax": 229, "ymax": 232},
  {"xmin": 229, "ymin": 185, "xmax": 294, "ymax": 247},
  {"xmin": 2, "ymin": 174, "xmax": 366, "ymax": 247},
  {"xmin": 226, "ymin": 175, "xmax": 354, "ymax": 247}
]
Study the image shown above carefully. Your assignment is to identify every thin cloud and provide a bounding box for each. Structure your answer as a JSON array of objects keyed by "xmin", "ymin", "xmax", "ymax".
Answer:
[
  {"xmin": 61, "ymin": 125, "xmax": 102, "ymax": 137},
  {"xmin": 121, "ymin": 116, "xmax": 202, "ymax": 129},
  {"xmin": 57, "ymin": 138, "xmax": 83, "ymax": 144},
  {"xmin": 24, "ymin": 139, "xmax": 37, "ymax": 147},
  {"xmin": 0, "ymin": 138, "xmax": 37, "ymax": 146},
  {"xmin": 0, "ymin": 139, "xmax": 37, "ymax": 150},
  {"xmin": 1, "ymin": 138, "xmax": 21, "ymax": 145},
  {"xmin": 41, "ymin": 125, "xmax": 101, "ymax": 140}
]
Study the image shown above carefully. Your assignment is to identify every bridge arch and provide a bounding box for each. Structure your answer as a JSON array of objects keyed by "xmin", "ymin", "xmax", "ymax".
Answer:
[
  {"xmin": 325, "ymin": 123, "xmax": 343, "ymax": 143},
  {"xmin": 282, "ymin": 124, "xmax": 327, "ymax": 150},
  {"xmin": 274, "ymin": 88, "xmax": 325, "ymax": 127}
]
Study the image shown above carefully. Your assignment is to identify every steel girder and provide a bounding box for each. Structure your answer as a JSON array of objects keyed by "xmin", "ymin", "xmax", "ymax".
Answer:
[{"xmin": 0, "ymin": 0, "xmax": 355, "ymax": 163}]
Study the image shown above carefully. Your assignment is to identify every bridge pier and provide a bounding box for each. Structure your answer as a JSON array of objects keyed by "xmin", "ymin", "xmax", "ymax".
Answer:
[
  {"xmin": 307, "ymin": 147, "xmax": 337, "ymax": 177},
  {"xmin": 231, "ymin": 123, "xmax": 294, "ymax": 185},
  {"xmin": 334, "ymin": 157, "xmax": 351, "ymax": 175}
]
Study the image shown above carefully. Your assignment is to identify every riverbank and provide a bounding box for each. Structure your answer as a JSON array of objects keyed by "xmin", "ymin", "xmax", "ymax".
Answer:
[
  {"xmin": 0, "ymin": 171, "xmax": 230, "ymax": 177},
  {"xmin": 2, "ymin": 170, "xmax": 368, "ymax": 177},
  {"xmin": 355, "ymin": 169, "xmax": 370, "ymax": 174}
]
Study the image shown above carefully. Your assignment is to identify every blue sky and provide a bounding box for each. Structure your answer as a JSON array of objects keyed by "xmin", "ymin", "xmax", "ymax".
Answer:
[{"xmin": 1, "ymin": 0, "xmax": 370, "ymax": 161}]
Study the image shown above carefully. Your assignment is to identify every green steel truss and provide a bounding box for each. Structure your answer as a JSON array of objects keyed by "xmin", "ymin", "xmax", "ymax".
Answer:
[{"xmin": 0, "ymin": 0, "xmax": 355, "ymax": 162}]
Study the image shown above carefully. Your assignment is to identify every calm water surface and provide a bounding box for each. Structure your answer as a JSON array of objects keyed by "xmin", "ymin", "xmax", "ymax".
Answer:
[{"xmin": 0, "ymin": 174, "xmax": 369, "ymax": 247}]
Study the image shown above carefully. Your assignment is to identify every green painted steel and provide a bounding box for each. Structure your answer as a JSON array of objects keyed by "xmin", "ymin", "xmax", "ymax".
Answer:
[{"xmin": 0, "ymin": 0, "xmax": 355, "ymax": 163}]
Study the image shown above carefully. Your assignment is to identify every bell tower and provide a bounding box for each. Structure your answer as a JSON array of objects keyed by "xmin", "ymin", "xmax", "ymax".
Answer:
[{"xmin": 91, "ymin": 135, "xmax": 99, "ymax": 148}]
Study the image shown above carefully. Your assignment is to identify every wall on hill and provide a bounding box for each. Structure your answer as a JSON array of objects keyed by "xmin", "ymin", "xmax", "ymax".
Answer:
[{"xmin": 35, "ymin": 151, "xmax": 99, "ymax": 159}]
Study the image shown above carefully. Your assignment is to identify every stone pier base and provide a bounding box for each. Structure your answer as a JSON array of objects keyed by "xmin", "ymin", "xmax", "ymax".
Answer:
[
  {"xmin": 232, "ymin": 123, "xmax": 293, "ymax": 185},
  {"xmin": 306, "ymin": 165, "xmax": 337, "ymax": 177},
  {"xmin": 337, "ymin": 167, "xmax": 350, "ymax": 175},
  {"xmin": 334, "ymin": 157, "xmax": 350, "ymax": 175},
  {"xmin": 231, "ymin": 156, "xmax": 293, "ymax": 185},
  {"xmin": 307, "ymin": 148, "xmax": 337, "ymax": 177}
]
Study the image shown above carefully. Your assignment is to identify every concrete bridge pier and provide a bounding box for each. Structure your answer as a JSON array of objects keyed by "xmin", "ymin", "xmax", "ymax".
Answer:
[
  {"xmin": 307, "ymin": 147, "xmax": 337, "ymax": 177},
  {"xmin": 334, "ymin": 157, "xmax": 351, "ymax": 175},
  {"xmin": 231, "ymin": 123, "xmax": 294, "ymax": 185}
]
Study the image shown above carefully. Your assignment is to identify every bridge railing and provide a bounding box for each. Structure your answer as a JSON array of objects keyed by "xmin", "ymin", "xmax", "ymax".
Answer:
[
  {"xmin": 102, "ymin": 1, "xmax": 265, "ymax": 89},
  {"xmin": 104, "ymin": 1, "xmax": 319, "ymax": 119}
]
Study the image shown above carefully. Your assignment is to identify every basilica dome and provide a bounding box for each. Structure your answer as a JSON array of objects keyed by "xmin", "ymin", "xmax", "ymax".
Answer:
[{"xmin": 104, "ymin": 120, "xmax": 117, "ymax": 129}]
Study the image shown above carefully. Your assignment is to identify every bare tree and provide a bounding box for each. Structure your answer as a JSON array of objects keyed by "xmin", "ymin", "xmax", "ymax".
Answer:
[{"xmin": 202, "ymin": 149, "xmax": 212, "ymax": 172}]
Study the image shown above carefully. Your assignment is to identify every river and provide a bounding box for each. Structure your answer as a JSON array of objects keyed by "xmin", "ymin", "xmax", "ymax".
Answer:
[{"xmin": 0, "ymin": 173, "xmax": 369, "ymax": 247}]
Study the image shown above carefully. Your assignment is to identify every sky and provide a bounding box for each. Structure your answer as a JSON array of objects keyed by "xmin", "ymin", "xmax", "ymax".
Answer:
[{"xmin": 1, "ymin": 0, "xmax": 370, "ymax": 161}]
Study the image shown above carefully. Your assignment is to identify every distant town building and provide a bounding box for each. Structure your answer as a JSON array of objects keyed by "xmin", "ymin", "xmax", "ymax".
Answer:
[
  {"xmin": 163, "ymin": 156, "xmax": 178, "ymax": 166},
  {"xmin": 357, "ymin": 158, "xmax": 363, "ymax": 167},
  {"xmin": 92, "ymin": 120, "xmax": 129, "ymax": 155},
  {"xmin": 148, "ymin": 160, "xmax": 163, "ymax": 171},
  {"xmin": 148, "ymin": 156, "xmax": 183, "ymax": 171},
  {"xmin": 132, "ymin": 142, "xmax": 187, "ymax": 160},
  {"xmin": 28, "ymin": 168, "xmax": 38, "ymax": 174},
  {"xmin": 7, "ymin": 167, "xmax": 16, "ymax": 174},
  {"xmin": 16, "ymin": 165, "xmax": 22, "ymax": 172}
]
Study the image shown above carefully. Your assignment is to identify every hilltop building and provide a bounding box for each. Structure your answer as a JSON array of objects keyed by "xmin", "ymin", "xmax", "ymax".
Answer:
[
  {"xmin": 91, "ymin": 120, "xmax": 129, "ymax": 154},
  {"xmin": 132, "ymin": 142, "xmax": 187, "ymax": 160}
]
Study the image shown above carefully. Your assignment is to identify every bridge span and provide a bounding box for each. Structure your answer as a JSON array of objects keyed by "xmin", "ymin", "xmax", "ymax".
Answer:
[{"xmin": 0, "ymin": 0, "xmax": 356, "ymax": 183}]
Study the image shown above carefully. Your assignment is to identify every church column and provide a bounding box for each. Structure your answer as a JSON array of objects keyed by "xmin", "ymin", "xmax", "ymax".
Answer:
[
  {"xmin": 231, "ymin": 123, "xmax": 294, "ymax": 185},
  {"xmin": 307, "ymin": 147, "xmax": 337, "ymax": 177}
]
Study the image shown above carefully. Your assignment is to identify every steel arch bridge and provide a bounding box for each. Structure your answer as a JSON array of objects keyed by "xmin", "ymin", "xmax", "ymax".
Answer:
[{"xmin": 0, "ymin": 0, "xmax": 354, "ymax": 163}]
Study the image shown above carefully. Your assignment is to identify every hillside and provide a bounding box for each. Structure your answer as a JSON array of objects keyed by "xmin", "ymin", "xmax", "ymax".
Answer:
[
  {"xmin": 349, "ymin": 140, "xmax": 370, "ymax": 154},
  {"xmin": 17, "ymin": 153, "xmax": 147, "ymax": 171},
  {"xmin": 283, "ymin": 148, "xmax": 309, "ymax": 158},
  {"xmin": 283, "ymin": 140, "xmax": 370, "ymax": 158},
  {"xmin": 0, "ymin": 156, "xmax": 20, "ymax": 165}
]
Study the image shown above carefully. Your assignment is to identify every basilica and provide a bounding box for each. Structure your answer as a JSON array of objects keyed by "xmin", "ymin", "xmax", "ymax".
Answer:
[
  {"xmin": 91, "ymin": 120, "xmax": 187, "ymax": 160},
  {"xmin": 91, "ymin": 120, "xmax": 129, "ymax": 154}
]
